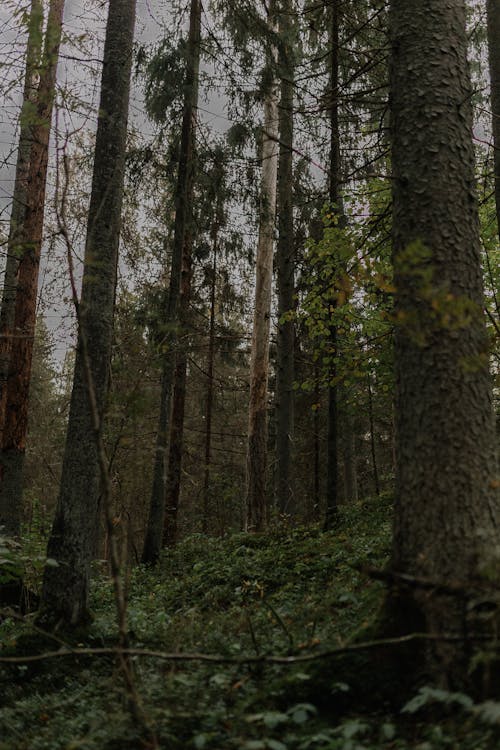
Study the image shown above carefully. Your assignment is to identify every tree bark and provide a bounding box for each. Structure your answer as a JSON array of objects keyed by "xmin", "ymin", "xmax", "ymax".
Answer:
[
  {"xmin": 42, "ymin": 0, "xmax": 136, "ymax": 626},
  {"xmin": 275, "ymin": 0, "xmax": 296, "ymax": 517},
  {"xmin": 0, "ymin": 0, "xmax": 43, "ymax": 448},
  {"xmin": 202, "ymin": 221, "xmax": 220, "ymax": 535},
  {"xmin": 342, "ymin": 406, "xmax": 358, "ymax": 503},
  {"xmin": 0, "ymin": 0, "xmax": 63, "ymax": 538},
  {"xmin": 367, "ymin": 373, "xmax": 380, "ymax": 497},
  {"xmin": 487, "ymin": 0, "xmax": 500, "ymax": 241},
  {"xmin": 389, "ymin": 0, "xmax": 499, "ymax": 684},
  {"xmin": 246, "ymin": 1, "xmax": 279, "ymax": 532},
  {"xmin": 142, "ymin": 0, "xmax": 201, "ymax": 565},
  {"xmin": 163, "ymin": 236, "xmax": 193, "ymax": 547},
  {"xmin": 324, "ymin": 0, "xmax": 343, "ymax": 530}
]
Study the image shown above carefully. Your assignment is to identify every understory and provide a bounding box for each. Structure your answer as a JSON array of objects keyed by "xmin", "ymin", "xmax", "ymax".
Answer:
[{"xmin": 1, "ymin": 494, "xmax": 500, "ymax": 749}]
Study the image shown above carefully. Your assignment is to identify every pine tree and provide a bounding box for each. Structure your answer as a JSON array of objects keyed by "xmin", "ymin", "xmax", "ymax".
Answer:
[
  {"xmin": 142, "ymin": 0, "xmax": 202, "ymax": 565},
  {"xmin": 41, "ymin": 0, "xmax": 137, "ymax": 626},
  {"xmin": 388, "ymin": 0, "xmax": 499, "ymax": 683},
  {"xmin": 0, "ymin": 0, "xmax": 64, "ymax": 538}
]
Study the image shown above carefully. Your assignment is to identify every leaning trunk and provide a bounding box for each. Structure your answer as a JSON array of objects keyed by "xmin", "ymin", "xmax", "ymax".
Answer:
[{"xmin": 42, "ymin": 0, "xmax": 136, "ymax": 626}]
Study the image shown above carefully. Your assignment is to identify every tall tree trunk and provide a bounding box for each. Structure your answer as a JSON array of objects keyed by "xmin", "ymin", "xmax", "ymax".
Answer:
[
  {"xmin": 389, "ymin": 0, "xmax": 499, "ymax": 684},
  {"xmin": 41, "ymin": 0, "xmax": 136, "ymax": 626},
  {"xmin": 275, "ymin": 0, "xmax": 296, "ymax": 517},
  {"xmin": 246, "ymin": 2, "xmax": 279, "ymax": 532},
  {"xmin": 0, "ymin": 0, "xmax": 63, "ymax": 538},
  {"xmin": 0, "ymin": 0, "xmax": 43, "ymax": 447},
  {"xmin": 202, "ymin": 222, "xmax": 220, "ymax": 535},
  {"xmin": 324, "ymin": 0, "xmax": 343, "ymax": 530},
  {"xmin": 142, "ymin": 0, "xmax": 201, "ymax": 565},
  {"xmin": 487, "ymin": 0, "xmax": 500, "ymax": 241},
  {"xmin": 162, "ymin": 236, "xmax": 193, "ymax": 547}
]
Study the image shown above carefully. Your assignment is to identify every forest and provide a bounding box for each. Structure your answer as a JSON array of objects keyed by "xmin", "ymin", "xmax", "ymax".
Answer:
[{"xmin": 0, "ymin": 0, "xmax": 499, "ymax": 747}]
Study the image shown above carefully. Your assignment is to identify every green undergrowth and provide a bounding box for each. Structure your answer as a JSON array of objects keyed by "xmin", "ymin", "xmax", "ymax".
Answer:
[{"xmin": 1, "ymin": 494, "xmax": 500, "ymax": 749}]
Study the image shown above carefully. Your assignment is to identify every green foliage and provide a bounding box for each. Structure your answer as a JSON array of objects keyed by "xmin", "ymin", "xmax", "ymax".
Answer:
[{"xmin": 2, "ymin": 496, "xmax": 499, "ymax": 749}]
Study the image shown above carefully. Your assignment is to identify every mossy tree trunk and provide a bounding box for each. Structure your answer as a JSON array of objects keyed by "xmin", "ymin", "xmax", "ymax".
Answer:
[
  {"xmin": 41, "ymin": 0, "xmax": 136, "ymax": 627},
  {"xmin": 389, "ymin": 0, "xmax": 499, "ymax": 684}
]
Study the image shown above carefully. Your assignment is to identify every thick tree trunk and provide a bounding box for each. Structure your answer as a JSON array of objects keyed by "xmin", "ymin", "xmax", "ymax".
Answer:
[
  {"xmin": 0, "ymin": 0, "xmax": 63, "ymax": 538},
  {"xmin": 246, "ymin": 3, "xmax": 279, "ymax": 532},
  {"xmin": 487, "ymin": 0, "xmax": 500, "ymax": 240},
  {"xmin": 142, "ymin": 0, "xmax": 201, "ymax": 565},
  {"xmin": 275, "ymin": 0, "xmax": 296, "ymax": 518},
  {"xmin": 163, "ymin": 239, "xmax": 193, "ymax": 547},
  {"xmin": 324, "ymin": 0, "xmax": 343, "ymax": 530},
  {"xmin": 389, "ymin": 0, "xmax": 499, "ymax": 684},
  {"xmin": 42, "ymin": 0, "xmax": 136, "ymax": 626}
]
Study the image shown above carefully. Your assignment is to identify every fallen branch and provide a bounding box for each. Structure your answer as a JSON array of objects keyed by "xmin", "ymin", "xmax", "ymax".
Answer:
[{"xmin": 0, "ymin": 631, "xmax": 494, "ymax": 667}]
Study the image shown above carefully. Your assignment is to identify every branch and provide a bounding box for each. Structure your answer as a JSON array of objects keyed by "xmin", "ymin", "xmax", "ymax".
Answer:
[{"xmin": 0, "ymin": 632, "xmax": 492, "ymax": 667}]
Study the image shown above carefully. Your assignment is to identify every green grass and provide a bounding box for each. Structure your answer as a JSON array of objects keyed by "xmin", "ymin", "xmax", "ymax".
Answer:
[{"xmin": 1, "ymin": 494, "xmax": 499, "ymax": 749}]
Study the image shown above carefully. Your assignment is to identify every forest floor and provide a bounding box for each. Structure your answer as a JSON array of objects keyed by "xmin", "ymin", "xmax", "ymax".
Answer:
[{"xmin": 1, "ymin": 494, "xmax": 500, "ymax": 749}]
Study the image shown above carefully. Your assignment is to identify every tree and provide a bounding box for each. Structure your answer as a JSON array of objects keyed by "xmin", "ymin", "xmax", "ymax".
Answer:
[
  {"xmin": 0, "ymin": 0, "xmax": 43, "ymax": 444},
  {"xmin": 487, "ymin": 0, "xmax": 500, "ymax": 242},
  {"xmin": 41, "ymin": 0, "xmax": 137, "ymax": 626},
  {"xmin": 0, "ymin": 0, "xmax": 63, "ymax": 538},
  {"xmin": 142, "ymin": 0, "xmax": 202, "ymax": 565},
  {"xmin": 388, "ymin": 0, "xmax": 499, "ymax": 683},
  {"xmin": 324, "ymin": 0, "xmax": 343, "ymax": 529},
  {"xmin": 275, "ymin": 0, "xmax": 296, "ymax": 517},
  {"xmin": 246, "ymin": 1, "xmax": 280, "ymax": 532}
]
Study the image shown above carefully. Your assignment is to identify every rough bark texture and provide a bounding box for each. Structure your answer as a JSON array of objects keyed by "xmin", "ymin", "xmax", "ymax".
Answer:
[
  {"xmin": 0, "ymin": 0, "xmax": 43, "ymax": 448},
  {"xmin": 0, "ymin": 0, "xmax": 63, "ymax": 538},
  {"xmin": 324, "ymin": 0, "xmax": 342, "ymax": 530},
  {"xmin": 246, "ymin": 4, "xmax": 279, "ymax": 532},
  {"xmin": 42, "ymin": 0, "xmax": 136, "ymax": 626},
  {"xmin": 389, "ymin": 0, "xmax": 499, "ymax": 683},
  {"xmin": 487, "ymin": 0, "xmax": 500, "ymax": 240},
  {"xmin": 142, "ymin": 0, "xmax": 201, "ymax": 565},
  {"xmin": 275, "ymin": 0, "xmax": 296, "ymax": 517}
]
